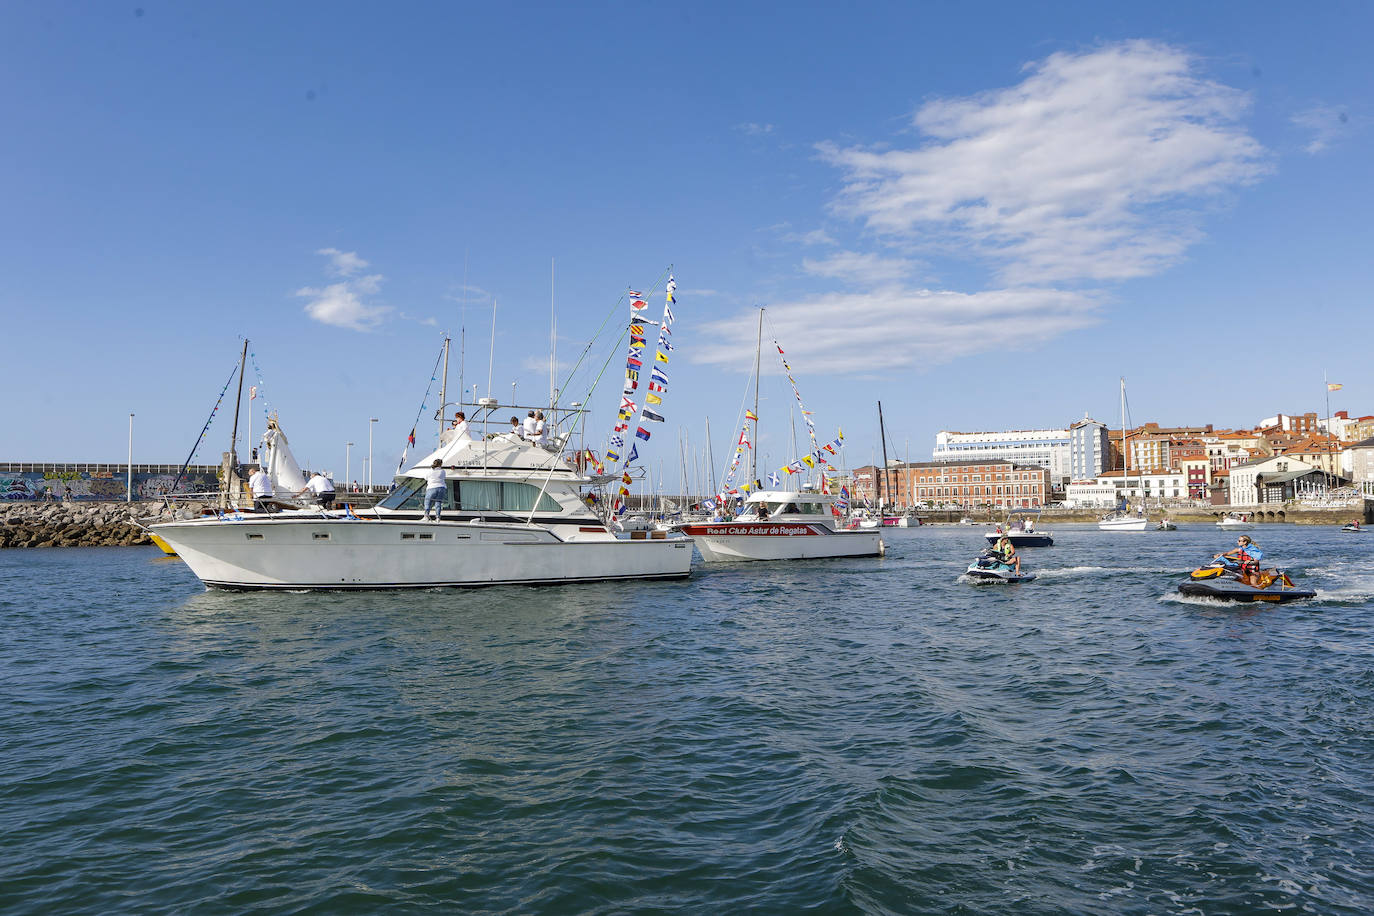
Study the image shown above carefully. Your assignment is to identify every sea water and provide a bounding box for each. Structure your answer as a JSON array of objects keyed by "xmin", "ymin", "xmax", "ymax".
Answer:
[{"xmin": 2, "ymin": 524, "xmax": 1372, "ymax": 914}]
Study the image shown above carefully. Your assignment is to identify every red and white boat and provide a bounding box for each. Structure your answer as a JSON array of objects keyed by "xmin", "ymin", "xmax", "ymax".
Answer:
[{"xmin": 680, "ymin": 490, "xmax": 884, "ymax": 562}]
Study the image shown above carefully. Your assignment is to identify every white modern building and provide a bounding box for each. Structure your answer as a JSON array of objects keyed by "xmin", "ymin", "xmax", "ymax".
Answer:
[
  {"xmin": 1069, "ymin": 416, "xmax": 1110, "ymax": 480},
  {"xmin": 932, "ymin": 428, "xmax": 1071, "ymax": 486}
]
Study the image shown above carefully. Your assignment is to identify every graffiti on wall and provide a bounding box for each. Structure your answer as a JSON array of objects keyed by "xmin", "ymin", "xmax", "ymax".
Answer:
[{"xmin": 0, "ymin": 470, "xmax": 222, "ymax": 501}]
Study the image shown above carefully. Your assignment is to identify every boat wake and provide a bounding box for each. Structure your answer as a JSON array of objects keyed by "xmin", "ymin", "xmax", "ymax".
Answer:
[{"xmin": 1035, "ymin": 565, "xmax": 1190, "ymax": 579}]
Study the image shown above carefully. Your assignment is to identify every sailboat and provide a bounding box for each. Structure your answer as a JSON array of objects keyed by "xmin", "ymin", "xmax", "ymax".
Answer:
[
  {"xmin": 680, "ymin": 309, "xmax": 884, "ymax": 561},
  {"xmin": 1099, "ymin": 377, "xmax": 1149, "ymax": 531}
]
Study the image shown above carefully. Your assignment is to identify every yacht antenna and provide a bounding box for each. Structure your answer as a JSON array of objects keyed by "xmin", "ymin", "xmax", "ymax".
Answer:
[
  {"xmin": 550, "ymin": 257, "xmax": 556, "ymax": 408},
  {"xmin": 486, "ymin": 295, "xmax": 498, "ymax": 399},
  {"xmin": 751, "ymin": 307, "xmax": 763, "ymax": 482},
  {"xmin": 438, "ymin": 336, "xmax": 450, "ymax": 441},
  {"xmin": 459, "ymin": 249, "xmax": 468, "ymax": 406}
]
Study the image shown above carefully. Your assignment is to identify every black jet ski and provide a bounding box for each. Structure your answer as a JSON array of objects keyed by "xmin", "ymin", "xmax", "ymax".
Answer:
[
  {"xmin": 965, "ymin": 551, "xmax": 1036, "ymax": 583},
  {"xmin": 1177, "ymin": 557, "xmax": 1315, "ymax": 603}
]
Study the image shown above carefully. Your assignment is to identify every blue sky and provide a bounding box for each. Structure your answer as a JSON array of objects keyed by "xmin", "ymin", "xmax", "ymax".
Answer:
[{"xmin": 2, "ymin": 2, "xmax": 1371, "ymax": 484}]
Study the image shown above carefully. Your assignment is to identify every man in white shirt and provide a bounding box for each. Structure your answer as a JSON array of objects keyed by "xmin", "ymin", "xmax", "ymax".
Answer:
[
  {"xmin": 421, "ymin": 459, "xmax": 447, "ymax": 521},
  {"xmin": 297, "ymin": 472, "xmax": 335, "ymax": 510},
  {"xmin": 534, "ymin": 410, "xmax": 547, "ymax": 446},
  {"xmin": 248, "ymin": 466, "xmax": 274, "ymax": 512},
  {"xmin": 522, "ymin": 411, "xmax": 538, "ymax": 441},
  {"xmin": 509, "ymin": 416, "xmax": 524, "ymax": 439}
]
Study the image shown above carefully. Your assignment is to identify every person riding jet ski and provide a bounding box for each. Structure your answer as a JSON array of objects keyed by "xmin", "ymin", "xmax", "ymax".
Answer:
[
  {"xmin": 991, "ymin": 535, "xmax": 1021, "ymax": 575},
  {"xmin": 1215, "ymin": 535, "xmax": 1262, "ymax": 587}
]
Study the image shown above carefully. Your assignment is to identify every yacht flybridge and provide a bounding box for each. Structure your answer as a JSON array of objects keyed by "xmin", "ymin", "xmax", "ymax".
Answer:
[{"xmin": 150, "ymin": 404, "xmax": 694, "ymax": 590}]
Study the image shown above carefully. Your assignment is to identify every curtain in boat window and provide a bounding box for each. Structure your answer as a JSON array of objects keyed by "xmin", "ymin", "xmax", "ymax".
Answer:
[
  {"xmin": 501, "ymin": 482, "xmax": 560, "ymax": 513},
  {"xmin": 459, "ymin": 480, "xmax": 502, "ymax": 511}
]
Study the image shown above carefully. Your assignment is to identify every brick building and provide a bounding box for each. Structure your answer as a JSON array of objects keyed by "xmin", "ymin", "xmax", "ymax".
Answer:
[{"xmin": 853, "ymin": 460, "xmax": 1050, "ymax": 509}]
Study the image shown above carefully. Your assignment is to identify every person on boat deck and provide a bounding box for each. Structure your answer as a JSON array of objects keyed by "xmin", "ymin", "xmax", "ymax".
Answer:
[
  {"xmin": 447, "ymin": 411, "xmax": 471, "ymax": 442},
  {"xmin": 248, "ymin": 466, "xmax": 274, "ymax": 512},
  {"xmin": 509, "ymin": 416, "xmax": 524, "ymax": 439},
  {"xmin": 522, "ymin": 411, "xmax": 538, "ymax": 440},
  {"xmin": 993, "ymin": 535, "xmax": 1021, "ymax": 574},
  {"xmin": 1216, "ymin": 535, "xmax": 1263, "ymax": 587},
  {"xmin": 297, "ymin": 472, "xmax": 335, "ymax": 510},
  {"xmin": 533, "ymin": 410, "xmax": 547, "ymax": 446},
  {"xmin": 421, "ymin": 459, "xmax": 447, "ymax": 522}
]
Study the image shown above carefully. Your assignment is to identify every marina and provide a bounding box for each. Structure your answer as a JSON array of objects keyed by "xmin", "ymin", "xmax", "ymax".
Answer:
[{"xmin": 3, "ymin": 524, "xmax": 1372, "ymax": 912}]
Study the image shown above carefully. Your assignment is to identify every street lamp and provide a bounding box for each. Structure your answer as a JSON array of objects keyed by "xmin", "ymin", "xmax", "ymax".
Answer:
[
  {"xmin": 345, "ymin": 442, "xmax": 354, "ymax": 492},
  {"xmin": 127, "ymin": 413, "xmax": 135, "ymax": 502},
  {"xmin": 368, "ymin": 418, "xmax": 378, "ymax": 491}
]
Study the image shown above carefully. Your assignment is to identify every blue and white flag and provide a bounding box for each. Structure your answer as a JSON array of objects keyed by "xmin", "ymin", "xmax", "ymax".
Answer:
[
  {"xmin": 767, "ymin": 471, "xmax": 781, "ymax": 488},
  {"xmin": 642, "ymin": 408, "xmax": 666, "ymax": 423}
]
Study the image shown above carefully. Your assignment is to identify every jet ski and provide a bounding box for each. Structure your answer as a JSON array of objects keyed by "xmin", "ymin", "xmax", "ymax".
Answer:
[
  {"xmin": 1176, "ymin": 557, "xmax": 1315, "ymax": 603},
  {"xmin": 965, "ymin": 551, "xmax": 1035, "ymax": 583},
  {"xmin": 1340, "ymin": 523, "xmax": 1365, "ymax": 532}
]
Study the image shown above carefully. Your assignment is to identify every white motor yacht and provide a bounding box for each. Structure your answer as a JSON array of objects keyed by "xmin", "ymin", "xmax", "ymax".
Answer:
[
  {"xmin": 1098, "ymin": 512, "xmax": 1149, "ymax": 531},
  {"xmin": 679, "ymin": 490, "xmax": 883, "ymax": 562},
  {"xmin": 1217, "ymin": 513, "xmax": 1254, "ymax": 530},
  {"xmin": 150, "ymin": 425, "xmax": 694, "ymax": 590}
]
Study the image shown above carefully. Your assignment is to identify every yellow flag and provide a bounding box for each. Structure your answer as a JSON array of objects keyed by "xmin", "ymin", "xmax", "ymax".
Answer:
[
  {"xmin": 655, "ymin": 351, "xmax": 670, "ymax": 364},
  {"xmin": 646, "ymin": 393, "xmax": 662, "ymax": 405}
]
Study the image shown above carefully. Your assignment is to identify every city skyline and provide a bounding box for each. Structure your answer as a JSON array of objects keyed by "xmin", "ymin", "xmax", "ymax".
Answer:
[{"xmin": 2, "ymin": 3, "xmax": 1370, "ymax": 474}]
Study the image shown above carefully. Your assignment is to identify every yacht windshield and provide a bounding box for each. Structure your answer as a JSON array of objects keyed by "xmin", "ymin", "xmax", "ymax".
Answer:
[{"xmin": 378, "ymin": 478, "xmax": 426, "ymax": 510}]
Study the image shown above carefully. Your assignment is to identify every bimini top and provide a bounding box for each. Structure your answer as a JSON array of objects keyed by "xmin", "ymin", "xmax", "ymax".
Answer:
[{"xmin": 406, "ymin": 431, "xmax": 582, "ymax": 478}]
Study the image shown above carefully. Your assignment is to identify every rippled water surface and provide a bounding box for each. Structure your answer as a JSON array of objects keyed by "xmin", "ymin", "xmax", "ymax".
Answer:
[{"xmin": 2, "ymin": 524, "xmax": 1373, "ymax": 914}]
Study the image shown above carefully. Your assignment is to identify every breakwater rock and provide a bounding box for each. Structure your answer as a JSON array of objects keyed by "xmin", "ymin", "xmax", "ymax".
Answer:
[{"xmin": 0, "ymin": 502, "xmax": 207, "ymax": 549}]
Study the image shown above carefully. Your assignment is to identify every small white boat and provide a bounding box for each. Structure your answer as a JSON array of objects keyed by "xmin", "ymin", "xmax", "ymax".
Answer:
[
  {"xmin": 1156, "ymin": 519, "xmax": 1177, "ymax": 531},
  {"xmin": 1099, "ymin": 512, "xmax": 1148, "ymax": 531},
  {"xmin": 1217, "ymin": 514, "xmax": 1253, "ymax": 530},
  {"xmin": 958, "ymin": 517, "xmax": 975, "ymax": 526},
  {"xmin": 984, "ymin": 509, "xmax": 1053, "ymax": 547},
  {"xmin": 680, "ymin": 490, "xmax": 884, "ymax": 562}
]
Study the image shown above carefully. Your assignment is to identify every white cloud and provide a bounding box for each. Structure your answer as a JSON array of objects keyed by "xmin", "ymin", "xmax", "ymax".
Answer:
[
  {"xmin": 699, "ymin": 41, "xmax": 1267, "ymax": 375},
  {"xmin": 818, "ymin": 40, "xmax": 1268, "ymax": 285},
  {"xmin": 1290, "ymin": 104, "xmax": 1353, "ymax": 154},
  {"xmin": 696, "ymin": 286, "xmax": 1101, "ymax": 373},
  {"xmin": 297, "ymin": 273, "xmax": 390, "ymax": 331},
  {"xmin": 317, "ymin": 247, "xmax": 369, "ymax": 277},
  {"xmin": 737, "ymin": 122, "xmax": 776, "ymax": 136},
  {"xmin": 803, "ymin": 251, "xmax": 914, "ymax": 285}
]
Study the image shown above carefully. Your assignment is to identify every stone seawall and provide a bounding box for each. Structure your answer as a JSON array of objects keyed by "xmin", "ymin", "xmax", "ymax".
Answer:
[
  {"xmin": 0, "ymin": 502, "xmax": 208, "ymax": 549},
  {"xmin": 917, "ymin": 505, "xmax": 1370, "ymax": 525}
]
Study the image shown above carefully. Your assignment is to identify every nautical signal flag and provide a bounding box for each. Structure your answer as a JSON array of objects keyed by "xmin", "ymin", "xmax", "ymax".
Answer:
[
  {"xmin": 407, "ymin": 428, "xmax": 416, "ymax": 447},
  {"xmin": 767, "ymin": 471, "xmax": 780, "ymax": 487},
  {"xmin": 249, "ymin": 385, "xmax": 258, "ymax": 400},
  {"xmin": 1328, "ymin": 382, "xmax": 1343, "ymax": 391},
  {"xmin": 745, "ymin": 409, "xmax": 758, "ymax": 421},
  {"xmin": 629, "ymin": 291, "xmax": 647, "ymax": 311},
  {"xmin": 642, "ymin": 408, "xmax": 665, "ymax": 423},
  {"xmin": 635, "ymin": 427, "xmax": 651, "ymax": 441},
  {"xmin": 655, "ymin": 351, "xmax": 669, "ymax": 363},
  {"xmin": 628, "ymin": 444, "xmax": 639, "ymax": 464},
  {"xmin": 645, "ymin": 393, "xmax": 662, "ymax": 405}
]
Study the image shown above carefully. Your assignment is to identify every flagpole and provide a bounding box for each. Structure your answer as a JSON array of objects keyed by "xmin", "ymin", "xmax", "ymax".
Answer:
[{"xmin": 752, "ymin": 308, "xmax": 763, "ymax": 484}]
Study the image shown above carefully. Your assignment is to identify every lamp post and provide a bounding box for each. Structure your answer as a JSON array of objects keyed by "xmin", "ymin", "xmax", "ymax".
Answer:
[
  {"xmin": 345, "ymin": 442, "xmax": 353, "ymax": 492},
  {"xmin": 127, "ymin": 413, "xmax": 135, "ymax": 502},
  {"xmin": 368, "ymin": 418, "xmax": 378, "ymax": 491}
]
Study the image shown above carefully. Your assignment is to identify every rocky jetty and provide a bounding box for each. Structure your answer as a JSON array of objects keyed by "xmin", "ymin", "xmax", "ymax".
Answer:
[{"xmin": 0, "ymin": 501, "xmax": 208, "ymax": 549}]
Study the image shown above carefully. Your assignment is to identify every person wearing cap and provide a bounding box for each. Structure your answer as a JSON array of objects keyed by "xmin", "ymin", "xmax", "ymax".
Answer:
[
  {"xmin": 297, "ymin": 471, "xmax": 335, "ymax": 510},
  {"xmin": 993, "ymin": 534, "xmax": 1020, "ymax": 574}
]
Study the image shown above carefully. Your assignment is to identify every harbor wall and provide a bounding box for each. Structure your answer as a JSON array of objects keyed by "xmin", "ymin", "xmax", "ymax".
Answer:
[
  {"xmin": 0, "ymin": 502, "xmax": 209, "ymax": 549},
  {"xmin": 918, "ymin": 505, "xmax": 1371, "ymax": 525},
  {"xmin": 0, "ymin": 464, "xmax": 222, "ymax": 502}
]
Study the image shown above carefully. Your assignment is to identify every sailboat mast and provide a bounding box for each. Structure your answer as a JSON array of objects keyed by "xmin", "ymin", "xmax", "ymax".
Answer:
[
  {"xmin": 751, "ymin": 308, "xmax": 763, "ymax": 483},
  {"xmin": 705, "ymin": 415, "xmax": 718, "ymax": 496},
  {"xmin": 1120, "ymin": 377, "xmax": 1130, "ymax": 504},
  {"xmin": 224, "ymin": 338, "xmax": 249, "ymax": 510},
  {"xmin": 878, "ymin": 400, "xmax": 891, "ymax": 512}
]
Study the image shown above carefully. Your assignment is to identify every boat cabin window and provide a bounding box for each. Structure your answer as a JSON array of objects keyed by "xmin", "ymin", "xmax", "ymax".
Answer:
[
  {"xmin": 458, "ymin": 480, "xmax": 560, "ymax": 513},
  {"xmin": 797, "ymin": 502, "xmax": 825, "ymax": 515},
  {"xmin": 378, "ymin": 478, "xmax": 433, "ymax": 510}
]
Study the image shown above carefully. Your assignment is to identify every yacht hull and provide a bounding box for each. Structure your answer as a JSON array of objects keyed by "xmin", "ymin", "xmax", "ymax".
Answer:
[
  {"xmin": 151, "ymin": 517, "xmax": 693, "ymax": 589},
  {"xmin": 679, "ymin": 521, "xmax": 883, "ymax": 562},
  {"xmin": 1098, "ymin": 517, "xmax": 1149, "ymax": 531}
]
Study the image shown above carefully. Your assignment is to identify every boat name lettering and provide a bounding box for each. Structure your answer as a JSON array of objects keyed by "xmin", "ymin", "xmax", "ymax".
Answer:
[{"xmin": 703, "ymin": 525, "xmax": 818, "ymax": 536}]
